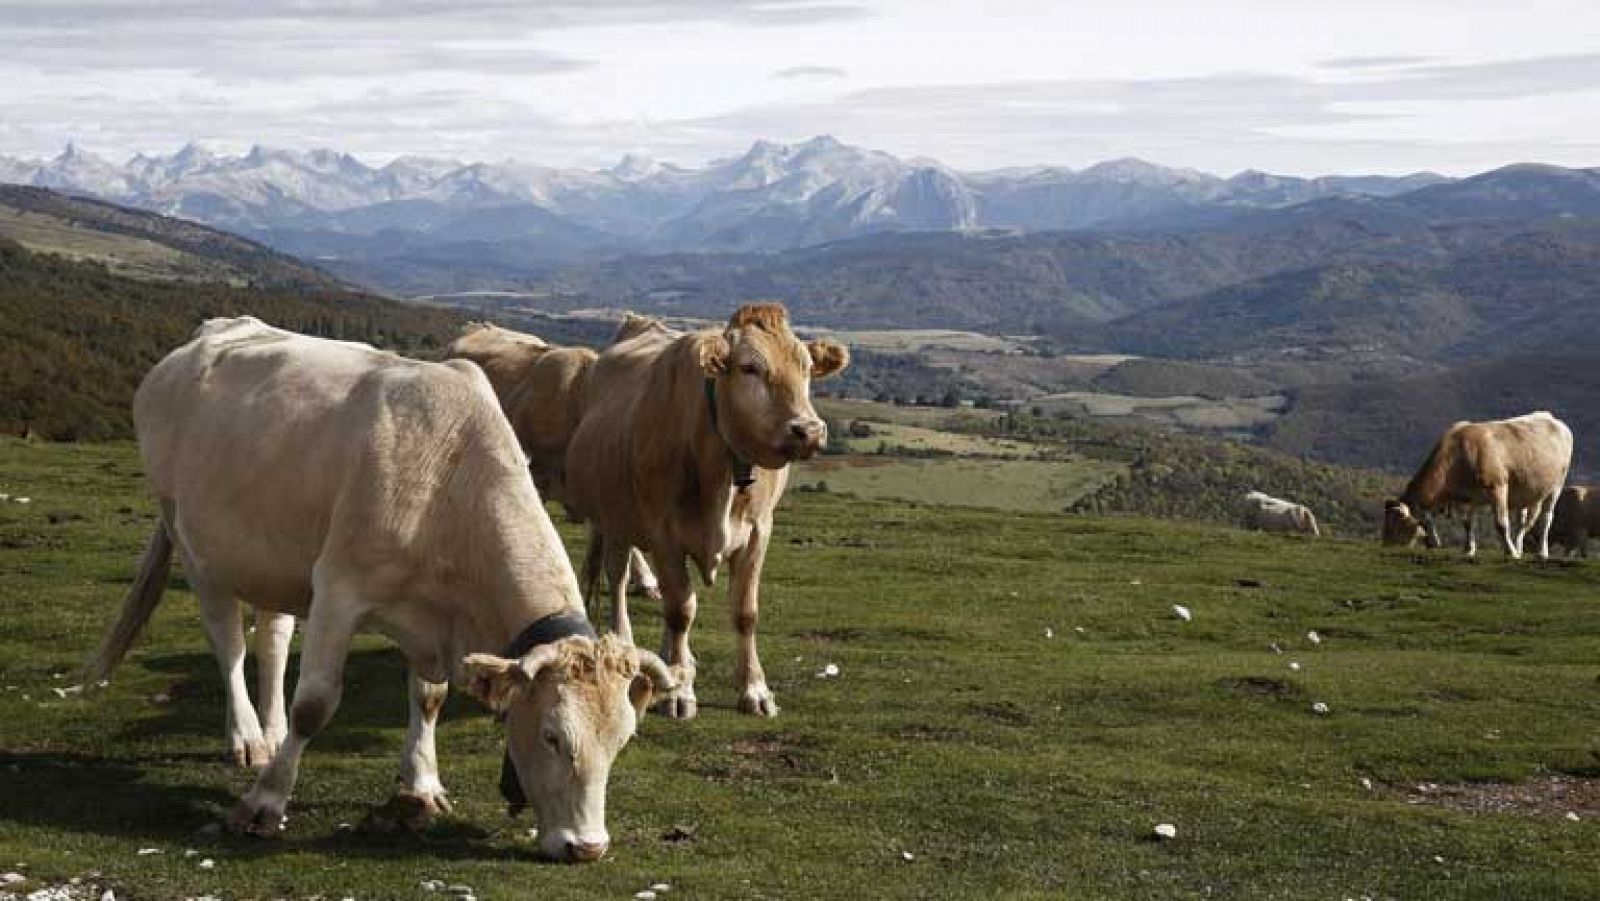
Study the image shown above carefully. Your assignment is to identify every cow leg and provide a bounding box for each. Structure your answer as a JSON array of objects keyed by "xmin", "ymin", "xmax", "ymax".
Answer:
[
  {"xmin": 230, "ymin": 589, "xmax": 363, "ymax": 836},
  {"xmin": 603, "ymin": 540, "xmax": 636, "ymax": 645},
  {"xmin": 1512, "ymin": 507, "xmax": 1535, "ymax": 555},
  {"xmin": 1462, "ymin": 510, "xmax": 1478, "ymax": 557},
  {"xmin": 367, "ymin": 669, "xmax": 451, "ymax": 832},
  {"xmin": 193, "ymin": 578, "xmax": 272, "ymax": 768},
  {"xmin": 629, "ymin": 547, "xmax": 662, "ymax": 601},
  {"xmin": 653, "ymin": 556, "xmax": 699, "ymax": 719},
  {"xmin": 729, "ymin": 519, "xmax": 778, "ymax": 717},
  {"xmin": 1534, "ymin": 491, "xmax": 1560, "ymax": 560},
  {"xmin": 254, "ymin": 610, "xmax": 294, "ymax": 759},
  {"xmin": 1491, "ymin": 486, "xmax": 1521, "ymax": 559}
]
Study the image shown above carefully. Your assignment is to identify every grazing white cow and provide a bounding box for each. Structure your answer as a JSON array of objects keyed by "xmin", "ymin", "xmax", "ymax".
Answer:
[
  {"xmin": 1242, "ymin": 491, "xmax": 1320, "ymax": 536},
  {"xmin": 1383, "ymin": 411, "xmax": 1573, "ymax": 559},
  {"xmin": 85, "ymin": 317, "xmax": 674, "ymax": 862}
]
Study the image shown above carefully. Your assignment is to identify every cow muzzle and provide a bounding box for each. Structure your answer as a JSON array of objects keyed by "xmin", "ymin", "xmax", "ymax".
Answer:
[
  {"xmin": 539, "ymin": 829, "xmax": 610, "ymax": 863},
  {"xmin": 782, "ymin": 417, "xmax": 827, "ymax": 460}
]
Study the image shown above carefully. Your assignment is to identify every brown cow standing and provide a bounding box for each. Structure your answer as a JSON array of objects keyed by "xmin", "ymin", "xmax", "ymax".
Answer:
[
  {"xmin": 1549, "ymin": 485, "xmax": 1600, "ymax": 557},
  {"xmin": 564, "ymin": 303, "xmax": 848, "ymax": 718},
  {"xmin": 1382, "ymin": 411, "xmax": 1573, "ymax": 559},
  {"xmin": 448, "ymin": 323, "xmax": 596, "ymax": 509},
  {"xmin": 448, "ymin": 322, "xmax": 662, "ymax": 599}
]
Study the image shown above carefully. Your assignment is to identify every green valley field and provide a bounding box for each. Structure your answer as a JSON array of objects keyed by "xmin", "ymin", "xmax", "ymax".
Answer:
[{"xmin": 1, "ymin": 438, "xmax": 1597, "ymax": 900}]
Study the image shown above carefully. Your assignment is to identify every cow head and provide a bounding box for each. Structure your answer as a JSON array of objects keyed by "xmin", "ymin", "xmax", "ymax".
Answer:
[
  {"xmin": 462, "ymin": 635, "xmax": 675, "ymax": 863},
  {"xmin": 1381, "ymin": 499, "xmax": 1427, "ymax": 547},
  {"xmin": 696, "ymin": 302, "xmax": 849, "ymax": 468}
]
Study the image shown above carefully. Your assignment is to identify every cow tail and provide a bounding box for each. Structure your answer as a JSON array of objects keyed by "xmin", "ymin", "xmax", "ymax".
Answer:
[{"xmin": 84, "ymin": 524, "xmax": 175, "ymax": 686}]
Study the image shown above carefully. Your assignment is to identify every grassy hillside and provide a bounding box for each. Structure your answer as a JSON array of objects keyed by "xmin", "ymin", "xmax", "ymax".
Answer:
[
  {"xmin": 1266, "ymin": 355, "xmax": 1600, "ymax": 477},
  {"xmin": 1102, "ymin": 221, "xmax": 1600, "ymax": 362},
  {"xmin": 1, "ymin": 439, "xmax": 1596, "ymax": 899},
  {"xmin": 0, "ymin": 239, "xmax": 461, "ymax": 441},
  {"xmin": 0, "ymin": 185, "xmax": 347, "ymax": 291},
  {"xmin": 980, "ymin": 413, "xmax": 1402, "ymax": 537}
]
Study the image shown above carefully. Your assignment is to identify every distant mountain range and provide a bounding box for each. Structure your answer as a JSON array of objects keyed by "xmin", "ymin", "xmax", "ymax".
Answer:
[{"xmin": 0, "ymin": 136, "xmax": 1453, "ymax": 285}]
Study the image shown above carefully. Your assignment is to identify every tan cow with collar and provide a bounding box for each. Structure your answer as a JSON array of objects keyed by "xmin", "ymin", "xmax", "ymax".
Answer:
[
  {"xmin": 564, "ymin": 303, "xmax": 848, "ymax": 718},
  {"xmin": 85, "ymin": 317, "xmax": 674, "ymax": 862}
]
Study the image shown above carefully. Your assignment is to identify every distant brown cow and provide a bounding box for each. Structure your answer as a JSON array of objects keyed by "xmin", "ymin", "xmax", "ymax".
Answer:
[
  {"xmin": 1549, "ymin": 485, "xmax": 1600, "ymax": 557},
  {"xmin": 1383, "ymin": 411, "xmax": 1573, "ymax": 559},
  {"xmin": 564, "ymin": 303, "xmax": 848, "ymax": 718}
]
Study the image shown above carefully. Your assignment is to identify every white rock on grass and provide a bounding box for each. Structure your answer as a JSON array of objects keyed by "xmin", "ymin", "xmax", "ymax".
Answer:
[
  {"xmin": 136, "ymin": 848, "xmax": 162, "ymax": 856},
  {"xmin": 1153, "ymin": 823, "xmax": 1177, "ymax": 840},
  {"xmin": 1172, "ymin": 605, "xmax": 1192, "ymax": 622},
  {"xmin": 1312, "ymin": 702, "xmax": 1331, "ymax": 716},
  {"xmin": 197, "ymin": 859, "xmax": 215, "ymax": 870},
  {"xmin": 901, "ymin": 850, "xmax": 915, "ymax": 862},
  {"xmin": 816, "ymin": 663, "xmax": 840, "ymax": 679},
  {"xmin": 1360, "ymin": 777, "xmax": 1374, "ymax": 791},
  {"xmin": 102, "ymin": 890, "xmax": 117, "ymax": 901},
  {"xmin": 14, "ymin": 498, "xmax": 30, "ymax": 505},
  {"xmin": 1307, "ymin": 630, "xmax": 1322, "ymax": 645},
  {"xmin": 1566, "ymin": 812, "xmax": 1581, "ymax": 822},
  {"xmin": 1288, "ymin": 662, "xmax": 1302, "ymax": 672},
  {"xmin": 649, "ymin": 884, "xmax": 671, "ymax": 892},
  {"xmin": 1, "ymin": 872, "xmax": 24, "ymax": 885},
  {"xmin": 419, "ymin": 880, "xmax": 445, "ymax": 892},
  {"xmin": 634, "ymin": 893, "xmax": 657, "ymax": 901}
]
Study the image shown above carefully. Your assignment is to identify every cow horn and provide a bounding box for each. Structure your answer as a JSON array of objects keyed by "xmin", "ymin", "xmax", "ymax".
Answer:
[{"xmin": 633, "ymin": 648, "xmax": 677, "ymax": 692}]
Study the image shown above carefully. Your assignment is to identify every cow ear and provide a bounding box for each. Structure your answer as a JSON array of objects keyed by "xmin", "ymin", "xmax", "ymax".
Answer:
[
  {"xmin": 628, "ymin": 673, "xmax": 656, "ymax": 720},
  {"xmin": 462, "ymin": 653, "xmax": 536, "ymax": 713},
  {"xmin": 807, "ymin": 340, "xmax": 849, "ymax": 379},
  {"xmin": 696, "ymin": 333, "xmax": 731, "ymax": 376},
  {"xmin": 629, "ymin": 649, "xmax": 677, "ymax": 719}
]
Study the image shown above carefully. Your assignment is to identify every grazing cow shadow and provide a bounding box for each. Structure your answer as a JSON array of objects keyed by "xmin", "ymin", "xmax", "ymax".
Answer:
[
  {"xmin": 118, "ymin": 646, "xmax": 494, "ymax": 756},
  {"xmin": 0, "ymin": 749, "xmax": 555, "ymax": 863}
]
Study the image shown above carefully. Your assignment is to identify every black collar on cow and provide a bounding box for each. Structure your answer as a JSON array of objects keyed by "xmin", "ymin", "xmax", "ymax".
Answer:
[
  {"xmin": 704, "ymin": 377, "xmax": 757, "ymax": 491},
  {"xmin": 498, "ymin": 609, "xmax": 596, "ymax": 817}
]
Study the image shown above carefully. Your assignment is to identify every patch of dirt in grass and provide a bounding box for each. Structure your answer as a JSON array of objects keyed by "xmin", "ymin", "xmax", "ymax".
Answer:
[
  {"xmin": 1400, "ymin": 775, "xmax": 1600, "ymax": 818},
  {"xmin": 794, "ymin": 627, "xmax": 864, "ymax": 645},
  {"xmin": 966, "ymin": 700, "xmax": 1033, "ymax": 727},
  {"xmin": 1218, "ymin": 676, "xmax": 1304, "ymax": 699},
  {"xmin": 892, "ymin": 723, "xmax": 972, "ymax": 743},
  {"xmin": 685, "ymin": 735, "xmax": 830, "ymax": 783}
]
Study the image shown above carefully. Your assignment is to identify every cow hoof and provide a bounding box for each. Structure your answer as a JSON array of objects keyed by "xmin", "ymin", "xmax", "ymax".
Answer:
[
  {"xmin": 737, "ymin": 686, "xmax": 780, "ymax": 718},
  {"xmin": 654, "ymin": 693, "xmax": 698, "ymax": 719},
  {"xmin": 362, "ymin": 791, "xmax": 452, "ymax": 833},
  {"xmin": 230, "ymin": 739, "xmax": 273, "ymax": 769},
  {"xmin": 228, "ymin": 797, "xmax": 287, "ymax": 837}
]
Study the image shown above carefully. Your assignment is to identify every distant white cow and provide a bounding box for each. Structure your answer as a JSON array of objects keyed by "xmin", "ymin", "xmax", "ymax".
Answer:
[{"xmin": 1242, "ymin": 491, "xmax": 1320, "ymax": 536}]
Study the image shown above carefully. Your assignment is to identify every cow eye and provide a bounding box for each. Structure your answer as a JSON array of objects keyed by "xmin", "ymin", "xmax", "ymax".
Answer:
[
  {"xmin": 739, "ymin": 363, "xmax": 760, "ymax": 376},
  {"xmin": 543, "ymin": 732, "xmax": 561, "ymax": 752}
]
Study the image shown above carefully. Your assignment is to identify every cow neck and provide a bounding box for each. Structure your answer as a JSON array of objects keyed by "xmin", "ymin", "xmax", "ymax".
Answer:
[{"xmin": 704, "ymin": 377, "xmax": 757, "ymax": 490}]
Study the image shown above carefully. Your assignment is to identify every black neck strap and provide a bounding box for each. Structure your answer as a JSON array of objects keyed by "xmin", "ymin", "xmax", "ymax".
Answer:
[
  {"xmin": 704, "ymin": 378, "xmax": 757, "ymax": 490},
  {"xmin": 503, "ymin": 609, "xmax": 595, "ymax": 658},
  {"xmin": 499, "ymin": 609, "xmax": 596, "ymax": 816}
]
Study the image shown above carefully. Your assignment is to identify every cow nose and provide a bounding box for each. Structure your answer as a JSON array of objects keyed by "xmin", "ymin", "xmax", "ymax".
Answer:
[
  {"xmin": 566, "ymin": 840, "xmax": 608, "ymax": 863},
  {"xmin": 788, "ymin": 418, "xmax": 826, "ymax": 447}
]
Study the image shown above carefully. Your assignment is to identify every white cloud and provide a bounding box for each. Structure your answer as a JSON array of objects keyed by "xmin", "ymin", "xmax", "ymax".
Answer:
[{"xmin": 0, "ymin": 0, "xmax": 1596, "ymax": 174}]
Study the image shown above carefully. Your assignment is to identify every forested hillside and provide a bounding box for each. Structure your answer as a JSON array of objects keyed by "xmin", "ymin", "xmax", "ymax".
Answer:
[{"xmin": 0, "ymin": 239, "xmax": 460, "ymax": 440}]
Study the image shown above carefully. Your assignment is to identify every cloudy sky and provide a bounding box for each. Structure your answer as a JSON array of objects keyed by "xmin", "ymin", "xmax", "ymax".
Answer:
[{"xmin": 1, "ymin": 0, "xmax": 1597, "ymax": 175}]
